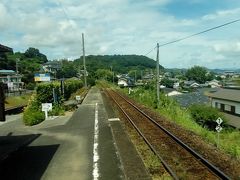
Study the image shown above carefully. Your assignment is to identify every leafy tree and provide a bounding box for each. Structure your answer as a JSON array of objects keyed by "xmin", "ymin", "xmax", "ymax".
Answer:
[
  {"xmin": 56, "ymin": 60, "xmax": 78, "ymax": 78},
  {"xmin": 95, "ymin": 69, "xmax": 113, "ymax": 81},
  {"xmin": 24, "ymin": 47, "xmax": 48, "ymax": 63},
  {"xmin": 186, "ymin": 66, "xmax": 211, "ymax": 84},
  {"xmin": 160, "ymin": 78, "xmax": 175, "ymax": 88}
]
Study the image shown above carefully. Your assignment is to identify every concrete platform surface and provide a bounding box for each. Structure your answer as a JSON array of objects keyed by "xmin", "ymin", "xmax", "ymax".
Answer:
[{"xmin": 0, "ymin": 87, "xmax": 150, "ymax": 180}]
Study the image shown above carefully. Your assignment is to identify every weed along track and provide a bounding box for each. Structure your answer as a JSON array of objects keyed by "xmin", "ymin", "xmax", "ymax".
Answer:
[{"xmin": 106, "ymin": 89, "xmax": 230, "ymax": 180}]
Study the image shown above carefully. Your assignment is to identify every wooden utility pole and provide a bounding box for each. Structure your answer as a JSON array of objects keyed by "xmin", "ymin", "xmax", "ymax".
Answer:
[
  {"xmin": 82, "ymin": 33, "xmax": 87, "ymax": 87},
  {"xmin": 0, "ymin": 83, "xmax": 5, "ymax": 122},
  {"xmin": 156, "ymin": 43, "xmax": 160, "ymax": 105}
]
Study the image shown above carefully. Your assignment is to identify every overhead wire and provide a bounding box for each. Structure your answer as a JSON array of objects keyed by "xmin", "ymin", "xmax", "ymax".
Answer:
[{"xmin": 144, "ymin": 18, "xmax": 240, "ymax": 56}]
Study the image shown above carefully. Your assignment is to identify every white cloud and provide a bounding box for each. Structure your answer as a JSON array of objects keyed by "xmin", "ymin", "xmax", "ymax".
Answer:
[
  {"xmin": 202, "ymin": 8, "xmax": 240, "ymax": 21},
  {"xmin": 0, "ymin": 0, "xmax": 240, "ymax": 69}
]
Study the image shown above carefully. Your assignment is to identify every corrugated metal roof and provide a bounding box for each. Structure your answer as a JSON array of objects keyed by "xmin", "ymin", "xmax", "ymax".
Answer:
[
  {"xmin": 207, "ymin": 88, "xmax": 240, "ymax": 102},
  {"xmin": 0, "ymin": 70, "xmax": 15, "ymax": 74}
]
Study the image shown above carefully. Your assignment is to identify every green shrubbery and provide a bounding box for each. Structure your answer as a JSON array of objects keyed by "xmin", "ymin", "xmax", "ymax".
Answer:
[
  {"xmin": 23, "ymin": 107, "xmax": 45, "ymax": 126},
  {"xmin": 189, "ymin": 104, "xmax": 227, "ymax": 130},
  {"xmin": 23, "ymin": 94, "xmax": 45, "ymax": 126},
  {"xmin": 23, "ymin": 80, "xmax": 83, "ymax": 126},
  {"xmin": 64, "ymin": 80, "xmax": 83, "ymax": 100}
]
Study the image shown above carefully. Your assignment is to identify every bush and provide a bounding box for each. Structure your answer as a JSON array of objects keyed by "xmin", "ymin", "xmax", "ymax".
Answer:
[
  {"xmin": 87, "ymin": 77, "xmax": 96, "ymax": 86},
  {"xmin": 26, "ymin": 82, "xmax": 36, "ymax": 90},
  {"xmin": 49, "ymin": 104, "xmax": 65, "ymax": 116},
  {"xmin": 36, "ymin": 82, "xmax": 62, "ymax": 103},
  {"xmin": 23, "ymin": 80, "xmax": 83, "ymax": 126},
  {"xmin": 189, "ymin": 104, "xmax": 226, "ymax": 130},
  {"xmin": 23, "ymin": 107, "xmax": 45, "ymax": 126},
  {"xmin": 64, "ymin": 80, "xmax": 83, "ymax": 100}
]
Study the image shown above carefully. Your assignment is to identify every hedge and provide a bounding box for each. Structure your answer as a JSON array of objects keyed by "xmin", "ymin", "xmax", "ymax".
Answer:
[{"xmin": 23, "ymin": 79, "xmax": 83, "ymax": 126}]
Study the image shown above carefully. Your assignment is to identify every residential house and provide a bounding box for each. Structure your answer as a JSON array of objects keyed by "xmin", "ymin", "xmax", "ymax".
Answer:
[
  {"xmin": 0, "ymin": 70, "xmax": 23, "ymax": 91},
  {"xmin": 207, "ymin": 88, "xmax": 240, "ymax": 115},
  {"xmin": 142, "ymin": 74, "xmax": 154, "ymax": 81},
  {"xmin": 173, "ymin": 82, "xmax": 180, "ymax": 89},
  {"xmin": 207, "ymin": 88, "xmax": 240, "ymax": 128},
  {"xmin": 207, "ymin": 79, "xmax": 221, "ymax": 88},
  {"xmin": 224, "ymin": 71, "xmax": 235, "ymax": 77},
  {"xmin": 0, "ymin": 44, "xmax": 13, "ymax": 54},
  {"xmin": 42, "ymin": 61, "xmax": 62, "ymax": 73},
  {"xmin": 184, "ymin": 81, "xmax": 200, "ymax": 88},
  {"xmin": 117, "ymin": 75, "xmax": 134, "ymax": 87}
]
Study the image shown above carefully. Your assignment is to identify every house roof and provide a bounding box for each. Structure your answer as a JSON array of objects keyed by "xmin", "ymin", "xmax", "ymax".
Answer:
[
  {"xmin": 0, "ymin": 44, "xmax": 13, "ymax": 53},
  {"xmin": 207, "ymin": 88, "xmax": 240, "ymax": 102},
  {"xmin": 0, "ymin": 70, "xmax": 15, "ymax": 74}
]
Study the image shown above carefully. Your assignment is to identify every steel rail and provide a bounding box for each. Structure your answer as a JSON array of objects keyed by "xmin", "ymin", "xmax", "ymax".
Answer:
[
  {"xmin": 105, "ymin": 89, "xmax": 179, "ymax": 180},
  {"xmin": 114, "ymin": 90, "xmax": 230, "ymax": 180}
]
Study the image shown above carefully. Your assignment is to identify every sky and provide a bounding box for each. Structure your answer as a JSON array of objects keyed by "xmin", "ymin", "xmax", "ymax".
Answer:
[{"xmin": 1, "ymin": 0, "xmax": 240, "ymax": 69}]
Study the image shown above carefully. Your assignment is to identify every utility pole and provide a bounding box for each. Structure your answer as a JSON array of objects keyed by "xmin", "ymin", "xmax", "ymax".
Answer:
[
  {"xmin": 16, "ymin": 58, "xmax": 19, "ymax": 92},
  {"xmin": 0, "ymin": 83, "xmax": 5, "ymax": 122},
  {"xmin": 82, "ymin": 33, "xmax": 87, "ymax": 87},
  {"xmin": 156, "ymin": 43, "xmax": 160, "ymax": 105}
]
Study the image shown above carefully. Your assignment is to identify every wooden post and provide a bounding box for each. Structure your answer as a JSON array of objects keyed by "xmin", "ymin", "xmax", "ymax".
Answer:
[{"xmin": 0, "ymin": 83, "xmax": 6, "ymax": 122}]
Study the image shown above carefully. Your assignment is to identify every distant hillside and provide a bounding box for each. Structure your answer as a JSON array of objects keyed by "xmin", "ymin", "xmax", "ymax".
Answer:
[
  {"xmin": 75, "ymin": 55, "xmax": 164, "ymax": 74},
  {"xmin": 210, "ymin": 69, "xmax": 240, "ymax": 74}
]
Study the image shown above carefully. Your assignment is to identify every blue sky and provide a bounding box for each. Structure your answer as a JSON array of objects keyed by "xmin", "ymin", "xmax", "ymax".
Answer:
[{"xmin": 0, "ymin": 0, "xmax": 240, "ymax": 69}]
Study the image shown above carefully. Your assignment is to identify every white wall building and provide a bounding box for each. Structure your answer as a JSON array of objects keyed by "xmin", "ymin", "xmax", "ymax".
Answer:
[{"xmin": 208, "ymin": 89, "xmax": 240, "ymax": 115}]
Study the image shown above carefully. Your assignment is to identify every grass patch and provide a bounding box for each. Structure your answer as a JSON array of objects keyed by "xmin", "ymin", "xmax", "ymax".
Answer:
[{"xmin": 5, "ymin": 94, "xmax": 32, "ymax": 108}]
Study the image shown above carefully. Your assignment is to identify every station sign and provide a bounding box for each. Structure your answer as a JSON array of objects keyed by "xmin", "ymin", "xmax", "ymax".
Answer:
[
  {"xmin": 34, "ymin": 73, "xmax": 50, "ymax": 82},
  {"xmin": 42, "ymin": 103, "xmax": 52, "ymax": 112}
]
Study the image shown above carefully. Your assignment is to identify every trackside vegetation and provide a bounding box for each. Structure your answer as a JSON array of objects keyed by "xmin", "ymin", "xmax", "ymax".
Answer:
[
  {"xmin": 119, "ymin": 85, "xmax": 240, "ymax": 159},
  {"xmin": 23, "ymin": 80, "xmax": 83, "ymax": 126}
]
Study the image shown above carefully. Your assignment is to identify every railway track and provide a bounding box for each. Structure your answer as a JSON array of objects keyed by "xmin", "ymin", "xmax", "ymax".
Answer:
[{"xmin": 106, "ymin": 89, "xmax": 230, "ymax": 180}]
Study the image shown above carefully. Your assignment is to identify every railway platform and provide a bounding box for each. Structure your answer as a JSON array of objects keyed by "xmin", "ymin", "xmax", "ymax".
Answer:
[{"xmin": 0, "ymin": 87, "xmax": 150, "ymax": 180}]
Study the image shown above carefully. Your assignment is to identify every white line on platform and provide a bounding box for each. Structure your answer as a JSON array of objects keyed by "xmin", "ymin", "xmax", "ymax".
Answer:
[
  {"xmin": 93, "ymin": 103, "xmax": 99, "ymax": 180},
  {"xmin": 108, "ymin": 118, "xmax": 120, "ymax": 122}
]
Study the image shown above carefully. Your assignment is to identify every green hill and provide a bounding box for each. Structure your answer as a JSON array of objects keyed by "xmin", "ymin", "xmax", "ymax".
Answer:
[{"xmin": 74, "ymin": 55, "xmax": 164, "ymax": 75}]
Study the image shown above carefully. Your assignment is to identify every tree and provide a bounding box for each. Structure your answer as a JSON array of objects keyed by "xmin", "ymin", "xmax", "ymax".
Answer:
[
  {"xmin": 185, "ymin": 66, "xmax": 210, "ymax": 84},
  {"xmin": 24, "ymin": 47, "xmax": 48, "ymax": 63},
  {"xmin": 56, "ymin": 60, "xmax": 77, "ymax": 78},
  {"xmin": 160, "ymin": 78, "xmax": 174, "ymax": 88},
  {"xmin": 95, "ymin": 69, "xmax": 113, "ymax": 81}
]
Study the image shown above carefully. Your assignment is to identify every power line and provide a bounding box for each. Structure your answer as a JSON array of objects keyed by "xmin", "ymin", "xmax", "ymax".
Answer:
[
  {"xmin": 144, "ymin": 18, "xmax": 240, "ymax": 56},
  {"xmin": 158, "ymin": 18, "xmax": 240, "ymax": 47},
  {"xmin": 144, "ymin": 46, "xmax": 156, "ymax": 56}
]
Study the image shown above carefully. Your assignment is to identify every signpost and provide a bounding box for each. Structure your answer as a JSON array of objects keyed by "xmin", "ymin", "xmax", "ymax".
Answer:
[
  {"xmin": 215, "ymin": 117, "xmax": 223, "ymax": 147},
  {"xmin": 76, "ymin": 95, "xmax": 81, "ymax": 104},
  {"xmin": 42, "ymin": 103, "xmax": 52, "ymax": 120}
]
